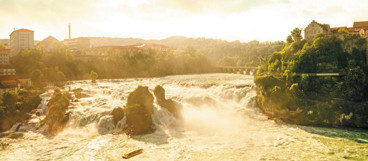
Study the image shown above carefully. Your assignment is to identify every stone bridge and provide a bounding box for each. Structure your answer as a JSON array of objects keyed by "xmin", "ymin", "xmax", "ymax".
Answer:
[{"xmin": 216, "ymin": 66, "xmax": 258, "ymax": 75}]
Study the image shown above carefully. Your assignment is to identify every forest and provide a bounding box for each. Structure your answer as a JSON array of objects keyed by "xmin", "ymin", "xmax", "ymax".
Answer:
[
  {"xmin": 157, "ymin": 36, "xmax": 285, "ymax": 66},
  {"xmin": 8, "ymin": 36, "xmax": 284, "ymax": 86},
  {"xmin": 255, "ymin": 29, "xmax": 368, "ymax": 127}
]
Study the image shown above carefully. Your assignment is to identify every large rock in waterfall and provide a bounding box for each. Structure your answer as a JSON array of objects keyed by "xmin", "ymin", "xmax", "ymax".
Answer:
[
  {"xmin": 40, "ymin": 88, "xmax": 70, "ymax": 135},
  {"xmin": 124, "ymin": 86, "xmax": 154, "ymax": 135},
  {"xmin": 154, "ymin": 85, "xmax": 182, "ymax": 118},
  {"xmin": 111, "ymin": 107, "xmax": 125, "ymax": 125}
]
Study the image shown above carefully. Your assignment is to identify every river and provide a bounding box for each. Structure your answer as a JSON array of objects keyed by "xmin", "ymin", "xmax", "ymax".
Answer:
[{"xmin": 0, "ymin": 74, "xmax": 367, "ymax": 160}]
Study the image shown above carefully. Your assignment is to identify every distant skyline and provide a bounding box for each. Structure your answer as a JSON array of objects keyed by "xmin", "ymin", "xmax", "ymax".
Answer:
[{"xmin": 0, "ymin": 0, "xmax": 367, "ymax": 42}]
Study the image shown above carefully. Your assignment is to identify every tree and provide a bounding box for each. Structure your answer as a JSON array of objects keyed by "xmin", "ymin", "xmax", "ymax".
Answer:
[
  {"xmin": 291, "ymin": 28, "xmax": 302, "ymax": 41},
  {"xmin": 2, "ymin": 92, "xmax": 19, "ymax": 107},
  {"xmin": 338, "ymin": 28, "xmax": 348, "ymax": 35},
  {"xmin": 90, "ymin": 70, "xmax": 98, "ymax": 83},
  {"xmin": 56, "ymin": 71, "xmax": 67, "ymax": 83},
  {"xmin": 221, "ymin": 56, "xmax": 236, "ymax": 66},
  {"xmin": 343, "ymin": 62, "xmax": 367, "ymax": 101},
  {"xmin": 30, "ymin": 69, "xmax": 43, "ymax": 87},
  {"xmin": 286, "ymin": 35, "xmax": 294, "ymax": 44}
]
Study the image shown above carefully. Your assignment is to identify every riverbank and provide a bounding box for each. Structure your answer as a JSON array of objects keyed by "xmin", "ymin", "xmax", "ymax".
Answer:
[
  {"xmin": 0, "ymin": 74, "xmax": 367, "ymax": 160},
  {"xmin": 254, "ymin": 74, "xmax": 368, "ymax": 128},
  {"xmin": 0, "ymin": 89, "xmax": 42, "ymax": 133}
]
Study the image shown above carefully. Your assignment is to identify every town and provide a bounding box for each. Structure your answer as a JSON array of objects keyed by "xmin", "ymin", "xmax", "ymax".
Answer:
[
  {"xmin": 2, "ymin": 20, "xmax": 367, "ymax": 93},
  {"xmin": 1, "ymin": 0, "xmax": 368, "ymax": 159}
]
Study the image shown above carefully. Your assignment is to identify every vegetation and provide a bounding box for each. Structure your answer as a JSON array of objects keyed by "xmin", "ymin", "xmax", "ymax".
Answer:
[
  {"xmin": 255, "ymin": 31, "xmax": 368, "ymax": 128},
  {"xmin": 90, "ymin": 70, "xmax": 98, "ymax": 83},
  {"xmin": 40, "ymin": 88, "xmax": 70, "ymax": 135},
  {"xmin": 159, "ymin": 36, "xmax": 285, "ymax": 67},
  {"xmin": 0, "ymin": 90, "xmax": 42, "ymax": 132},
  {"xmin": 10, "ymin": 45, "xmax": 216, "ymax": 81}
]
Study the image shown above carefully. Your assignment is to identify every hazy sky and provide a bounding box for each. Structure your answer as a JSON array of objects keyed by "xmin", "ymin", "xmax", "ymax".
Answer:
[{"xmin": 0, "ymin": 0, "xmax": 367, "ymax": 42}]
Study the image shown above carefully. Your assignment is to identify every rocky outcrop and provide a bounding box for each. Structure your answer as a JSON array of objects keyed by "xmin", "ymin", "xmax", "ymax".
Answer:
[
  {"xmin": 154, "ymin": 85, "xmax": 182, "ymax": 118},
  {"xmin": 0, "ymin": 91, "xmax": 41, "ymax": 133},
  {"xmin": 40, "ymin": 88, "xmax": 70, "ymax": 135},
  {"xmin": 124, "ymin": 86, "xmax": 154, "ymax": 135},
  {"xmin": 111, "ymin": 107, "xmax": 125, "ymax": 125},
  {"xmin": 72, "ymin": 88, "xmax": 89, "ymax": 99}
]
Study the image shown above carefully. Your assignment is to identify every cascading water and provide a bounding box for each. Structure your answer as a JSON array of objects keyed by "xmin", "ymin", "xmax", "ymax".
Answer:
[{"xmin": 0, "ymin": 74, "xmax": 367, "ymax": 161}]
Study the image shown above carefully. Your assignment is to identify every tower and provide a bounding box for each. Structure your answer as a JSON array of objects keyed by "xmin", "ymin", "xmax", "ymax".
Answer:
[{"xmin": 69, "ymin": 23, "xmax": 71, "ymax": 40}]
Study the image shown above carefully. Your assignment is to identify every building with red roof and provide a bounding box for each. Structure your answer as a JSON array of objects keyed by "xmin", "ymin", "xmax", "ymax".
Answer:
[
  {"xmin": 0, "ymin": 68, "xmax": 19, "ymax": 94},
  {"xmin": 304, "ymin": 20, "xmax": 332, "ymax": 41},
  {"xmin": 305, "ymin": 20, "xmax": 368, "ymax": 41},
  {"xmin": 10, "ymin": 28, "xmax": 34, "ymax": 56},
  {"xmin": 353, "ymin": 21, "xmax": 368, "ymax": 38}
]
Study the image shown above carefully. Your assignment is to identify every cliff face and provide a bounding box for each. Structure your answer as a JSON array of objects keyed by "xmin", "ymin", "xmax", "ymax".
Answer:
[
  {"xmin": 255, "ymin": 83, "xmax": 368, "ymax": 128},
  {"xmin": 40, "ymin": 89, "xmax": 70, "ymax": 135},
  {"xmin": 255, "ymin": 86, "xmax": 301, "ymax": 124},
  {"xmin": 0, "ymin": 91, "xmax": 42, "ymax": 133}
]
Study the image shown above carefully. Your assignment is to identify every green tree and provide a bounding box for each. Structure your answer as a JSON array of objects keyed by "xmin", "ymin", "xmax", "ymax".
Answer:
[
  {"xmin": 56, "ymin": 71, "xmax": 67, "ymax": 83},
  {"xmin": 30, "ymin": 69, "xmax": 43, "ymax": 87},
  {"xmin": 338, "ymin": 28, "xmax": 348, "ymax": 35},
  {"xmin": 221, "ymin": 56, "xmax": 236, "ymax": 66},
  {"xmin": 2, "ymin": 92, "xmax": 19, "ymax": 106},
  {"xmin": 286, "ymin": 35, "xmax": 294, "ymax": 44},
  {"xmin": 291, "ymin": 28, "xmax": 302, "ymax": 41},
  {"xmin": 90, "ymin": 70, "xmax": 98, "ymax": 83},
  {"xmin": 343, "ymin": 63, "xmax": 367, "ymax": 101}
]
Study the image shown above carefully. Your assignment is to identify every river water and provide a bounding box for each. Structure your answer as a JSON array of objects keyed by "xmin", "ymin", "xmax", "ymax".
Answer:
[{"xmin": 0, "ymin": 74, "xmax": 367, "ymax": 160}]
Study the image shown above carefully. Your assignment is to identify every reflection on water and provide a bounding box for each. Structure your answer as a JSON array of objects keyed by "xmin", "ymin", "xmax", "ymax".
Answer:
[{"xmin": 0, "ymin": 74, "xmax": 367, "ymax": 161}]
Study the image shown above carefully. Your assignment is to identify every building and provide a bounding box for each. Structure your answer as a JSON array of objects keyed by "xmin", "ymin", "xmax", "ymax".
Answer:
[
  {"xmin": 353, "ymin": 21, "xmax": 368, "ymax": 38},
  {"xmin": 0, "ymin": 48, "xmax": 10, "ymax": 65},
  {"xmin": 63, "ymin": 37, "xmax": 91, "ymax": 51},
  {"xmin": 37, "ymin": 36, "xmax": 61, "ymax": 52},
  {"xmin": 18, "ymin": 78, "xmax": 32, "ymax": 88},
  {"xmin": 10, "ymin": 29, "xmax": 34, "ymax": 57},
  {"xmin": 0, "ymin": 64, "xmax": 16, "ymax": 76},
  {"xmin": 304, "ymin": 20, "xmax": 368, "ymax": 41},
  {"xmin": 304, "ymin": 20, "xmax": 331, "ymax": 41},
  {"xmin": 353, "ymin": 21, "xmax": 368, "ymax": 32},
  {"xmin": 0, "ymin": 46, "xmax": 20, "ymax": 93},
  {"xmin": 0, "ymin": 75, "xmax": 19, "ymax": 94},
  {"xmin": 0, "ymin": 65, "xmax": 18, "ymax": 94}
]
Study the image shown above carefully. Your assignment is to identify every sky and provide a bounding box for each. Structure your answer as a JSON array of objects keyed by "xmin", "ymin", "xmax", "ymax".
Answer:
[{"xmin": 0, "ymin": 0, "xmax": 367, "ymax": 42}]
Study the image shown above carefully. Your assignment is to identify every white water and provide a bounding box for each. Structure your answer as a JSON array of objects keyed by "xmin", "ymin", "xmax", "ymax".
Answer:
[{"xmin": 1, "ymin": 74, "xmax": 367, "ymax": 160}]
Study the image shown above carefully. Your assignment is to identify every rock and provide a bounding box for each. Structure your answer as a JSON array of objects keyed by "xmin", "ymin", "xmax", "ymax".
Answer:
[
  {"xmin": 111, "ymin": 107, "xmax": 125, "ymax": 125},
  {"xmin": 72, "ymin": 88, "xmax": 89, "ymax": 99},
  {"xmin": 9, "ymin": 123, "xmax": 22, "ymax": 132},
  {"xmin": 97, "ymin": 115, "xmax": 116, "ymax": 134},
  {"xmin": 153, "ymin": 85, "xmax": 166, "ymax": 102},
  {"xmin": 7, "ymin": 132, "xmax": 24, "ymax": 139},
  {"xmin": 35, "ymin": 110, "xmax": 41, "ymax": 116},
  {"xmin": 127, "ymin": 86, "xmax": 154, "ymax": 116},
  {"xmin": 31, "ymin": 109, "xmax": 37, "ymax": 114},
  {"xmin": 154, "ymin": 85, "xmax": 182, "ymax": 118},
  {"xmin": 0, "ymin": 132, "xmax": 24, "ymax": 139},
  {"xmin": 124, "ymin": 86, "xmax": 154, "ymax": 135},
  {"xmin": 40, "ymin": 89, "xmax": 70, "ymax": 135}
]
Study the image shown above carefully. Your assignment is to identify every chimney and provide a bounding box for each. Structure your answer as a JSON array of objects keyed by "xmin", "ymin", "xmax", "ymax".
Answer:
[{"xmin": 68, "ymin": 23, "xmax": 71, "ymax": 40}]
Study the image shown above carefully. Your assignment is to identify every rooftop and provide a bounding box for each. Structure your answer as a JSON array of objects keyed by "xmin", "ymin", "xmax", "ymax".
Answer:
[
  {"xmin": 0, "ymin": 64, "xmax": 15, "ymax": 69},
  {"xmin": 0, "ymin": 48, "xmax": 10, "ymax": 51},
  {"xmin": 10, "ymin": 28, "xmax": 34, "ymax": 36},
  {"xmin": 0, "ymin": 75, "xmax": 18, "ymax": 81},
  {"xmin": 353, "ymin": 21, "xmax": 368, "ymax": 28}
]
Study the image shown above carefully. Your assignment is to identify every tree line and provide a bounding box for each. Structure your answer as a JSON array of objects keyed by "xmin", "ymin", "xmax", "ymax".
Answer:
[{"xmin": 255, "ymin": 29, "xmax": 368, "ymax": 127}]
